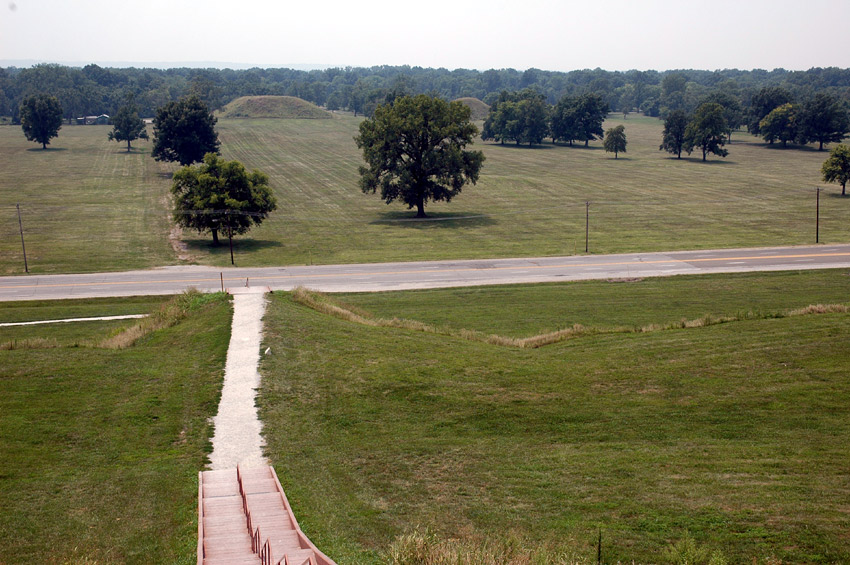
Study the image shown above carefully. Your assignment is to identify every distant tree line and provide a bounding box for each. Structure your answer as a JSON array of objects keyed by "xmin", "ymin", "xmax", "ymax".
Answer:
[
  {"xmin": 482, "ymin": 89, "xmax": 609, "ymax": 146},
  {"xmin": 2, "ymin": 63, "xmax": 850, "ymax": 124}
]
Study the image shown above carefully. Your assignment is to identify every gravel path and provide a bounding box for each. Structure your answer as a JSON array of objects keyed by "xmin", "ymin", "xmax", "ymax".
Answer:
[
  {"xmin": 208, "ymin": 291, "xmax": 268, "ymax": 470},
  {"xmin": 0, "ymin": 314, "xmax": 148, "ymax": 327}
]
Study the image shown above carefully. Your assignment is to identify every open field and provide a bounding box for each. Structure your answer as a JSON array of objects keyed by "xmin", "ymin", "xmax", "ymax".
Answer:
[
  {"xmin": 0, "ymin": 293, "xmax": 231, "ymax": 563},
  {"xmin": 2, "ymin": 112, "xmax": 848, "ymax": 274},
  {"xmin": 258, "ymin": 270, "xmax": 850, "ymax": 563},
  {"xmin": 212, "ymin": 114, "xmax": 847, "ymax": 268},
  {"xmin": 0, "ymin": 124, "xmax": 175, "ymax": 275}
]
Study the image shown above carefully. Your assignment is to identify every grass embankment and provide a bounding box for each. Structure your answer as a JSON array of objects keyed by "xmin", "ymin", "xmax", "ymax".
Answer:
[
  {"xmin": 0, "ymin": 292, "xmax": 231, "ymax": 563},
  {"xmin": 3, "ymin": 113, "xmax": 847, "ymax": 273},
  {"xmin": 217, "ymin": 95, "xmax": 333, "ymax": 119},
  {"xmin": 0, "ymin": 124, "xmax": 174, "ymax": 275},
  {"xmin": 258, "ymin": 270, "xmax": 850, "ymax": 563}
]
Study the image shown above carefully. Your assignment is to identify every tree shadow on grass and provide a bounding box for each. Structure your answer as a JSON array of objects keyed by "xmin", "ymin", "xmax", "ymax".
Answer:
[
  {"xmin": 26, "ymin": 146, "xmax": 67, "ymax": 152},
  {"xmin": 485, "ymin": 142, "xmax": 554, "ymax": 150},
  {"xmin": 184, "ymin": 238, "xmax": 283, "ymax": 252},
  {"xmin": 112, "ymin": 147, "xmax": 147, "ymax": 155},
  {"xmin": 826, "ymin": 191, "xmax": 849, "ymax": 199},
  {"xmin": 158, "ymin": 172, "xmax": 174, "ymax": 180},
  {"xmin": 370, "ymin": 210, "xmax": 497, "ymax": 229},
  {"xmin": 761, "ymin": 143, "xmax": 824, "ymax": 153},
  {"xmin": 676, "ymin": 156, "xmax": 737, "ymax": 165}
]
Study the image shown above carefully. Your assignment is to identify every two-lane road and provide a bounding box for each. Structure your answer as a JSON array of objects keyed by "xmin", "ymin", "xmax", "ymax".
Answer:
[{"xmin": 1, "ymin": 244, "xmax": 850, "ymax": 302}]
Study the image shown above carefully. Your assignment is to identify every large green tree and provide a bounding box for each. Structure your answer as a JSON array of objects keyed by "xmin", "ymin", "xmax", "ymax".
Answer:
[
  {"xmin": 659, "ymin": 109, "xmax": 689, "ymax": 158},
  {"xmin": 356, "ymin": 94, "xmax": 484, "ymax": 218},
  {"xmin": 171, "ymin": 153, "xmax": 277, "ymax": 245},
  {"xmin": 603, "ymin": 125, "xmax": 627, "ymax": 159},
  {"xmin": 702, "ymin": 91, "xmax": 743, "ymax": 141},
  {"xmin": 107, "ymin": 97, "xmax": 148, "ymax": 152},
  {"xmin": 152, "ymin": 95, "xmax": 219, "ymax": 165},
  {"xmin": 482, "ymin": 89, "xmax": 548, "ymax": 146},
  {"xmin": 748, "ymin": 86, "xmax": 793, "ymax": 135},
  {"xmin": 685, "ymin": 102, "xmax": 728, "ymax": 161},
  {"xmin": 574, "ymin": 93, "xmax": 609, "ymax": 146},
  {"xmin": 821, "ymin": 144, "xmax": 850, "ymax": 196},
  {"xmin": 20, "ymin": 94, "xmax": 63, "ymax": 149},
  {"xmin": 550, "ymin": 95, "xmax": 581, "ymax": 145},
  {"xmin": 759, "ymin": 103, "xmax": 798, "ymax": 147},
  {"xmin": 798, "ymin": 93, "xmax": 849, "ymax": 151}
]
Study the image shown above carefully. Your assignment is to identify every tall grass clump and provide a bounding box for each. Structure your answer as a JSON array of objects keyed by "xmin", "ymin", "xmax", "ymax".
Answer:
[
  {"xmin": 385, "ymin": 529, "xmax": 589, "ymax": 565},
  {"xmin": 99, "ymin": 289, "xmax": 227, "ymax": 349}
]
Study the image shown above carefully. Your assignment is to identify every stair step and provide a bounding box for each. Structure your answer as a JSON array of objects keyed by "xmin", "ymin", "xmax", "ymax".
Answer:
[
  {"xmin": 202, "ymin": 468, "xmax": 239, "ymax": 484},
  {"xmin": 278, "ymin": 548, "xmax": 316, "ymax": 565}
]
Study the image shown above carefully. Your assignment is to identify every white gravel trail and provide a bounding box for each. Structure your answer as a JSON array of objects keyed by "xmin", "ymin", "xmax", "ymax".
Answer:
[{"xmin": 208, "ymin": 291, "xmax": 268, "ymax": 470}]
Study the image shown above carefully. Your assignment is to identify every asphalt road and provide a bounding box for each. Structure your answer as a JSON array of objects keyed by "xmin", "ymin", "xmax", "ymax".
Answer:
[{"xmin": 2, "ymin": 244, "xmax": 850, "ymax": 302}]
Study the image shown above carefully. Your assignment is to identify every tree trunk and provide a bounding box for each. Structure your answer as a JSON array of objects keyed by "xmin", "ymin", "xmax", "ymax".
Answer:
[
  {"xmin": 702, "ymin": 146, "xmax": 707, "ymax": 161},
  {"xmin": 416, "ymin": 198, "xmax": 426, "ymax": 218},
  {"xmin": 42, "ymin": 141, "xmax": 47, "ymax": 149},
  {"xmin": 127, "ymin": 139, "xmax": 132, "ymax": 152},
  {"xmin": 843, "ymin": 182, "xmax": 846, "ymax": 196},
  {"xmin": 819, "ymin": 141, "xmax": 824, "ymax": 151},
  {"xmin": 614, "ymin": 151, "xmax": 618, "ymax": 159},
  {"xmin": 585, "ymin": 140, "xmax": 589, "ymax": 147},
  {"xmin": 212, "ymin": 228, "xmax": 220, "ymax": 245},
  {"xmin": 677, "ymin": 148, "xmax": 681, "ymax": 159}
]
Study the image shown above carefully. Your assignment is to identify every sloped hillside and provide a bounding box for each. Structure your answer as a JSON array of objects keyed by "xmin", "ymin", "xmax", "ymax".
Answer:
[
  {"xmin": 454, "ymin": 97, "xmax": 491, "ymax": 121},
  {"xmin": 217, "ymin": 96, "xmax": 332, "ymax": 119}
]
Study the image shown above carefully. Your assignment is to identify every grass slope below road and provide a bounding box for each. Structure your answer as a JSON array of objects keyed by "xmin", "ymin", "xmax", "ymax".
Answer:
[
  {"xmin": 258, "ymin": 273, "xmax": 850, "ymax": 564},
  {"xmin": 0, "ymin": 293, "xmax": 231, "ymax": 564},
  {"xmin": 0, "ymin": 124, "xmax": 175, "ymax": 275},
  {"xmin": 333, "ymin": 269, "xmax": 850, "ymax": 338}
]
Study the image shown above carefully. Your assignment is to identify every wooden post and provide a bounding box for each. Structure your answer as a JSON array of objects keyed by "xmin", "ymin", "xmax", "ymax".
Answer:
[{"xmin": 17, "ymin": 204, "xmax": 28, "ymax": 273}]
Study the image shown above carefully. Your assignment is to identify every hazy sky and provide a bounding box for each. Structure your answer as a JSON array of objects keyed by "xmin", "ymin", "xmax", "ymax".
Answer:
[{"xmin": 2, "ymin": 0, "xmax": 849, "ymax": 71}]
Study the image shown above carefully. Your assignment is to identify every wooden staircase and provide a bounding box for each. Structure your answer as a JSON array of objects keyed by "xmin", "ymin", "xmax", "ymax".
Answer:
[{"xmin": 198, "ymin": 466, "xmax": 335, "ymax": 565}]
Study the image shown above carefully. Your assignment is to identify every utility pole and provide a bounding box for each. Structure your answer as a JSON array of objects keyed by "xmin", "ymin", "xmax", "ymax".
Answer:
[
  {"xmin": 585, "ymin": 201, "xmax": 590, "ymax": 253},
  {"xmin": 816, "ymin": 187, "xmax": 821, "ymax": 244},
  {"xmin": 17, "ymin": 204, "xmax": 28, "ymax": 273}
]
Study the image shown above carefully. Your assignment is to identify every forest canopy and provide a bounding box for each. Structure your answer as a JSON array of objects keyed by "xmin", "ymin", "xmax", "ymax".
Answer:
[{"xmin": 1, "ymin": 64, "xmax": 849, "ymax": 128}]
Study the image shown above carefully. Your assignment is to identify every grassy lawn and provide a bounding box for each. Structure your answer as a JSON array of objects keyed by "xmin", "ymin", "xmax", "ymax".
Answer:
[
  {"xmin": 3, "ymin": 113, "xmax": 846, "ymax": 274},
  {"xmin": 0, "ymin": 124, "xmax": 175, "ymax": 275},
  {"xmin": 208, "ymin": 114, "xmax": 848, "ymax": 268},
  {"xmin": 258, "ymin": 270, "xmax": 850, "ymax": 564},
  {"xmin": 0, "ymin": 293, "xmax": 231, "ymax": 564}
]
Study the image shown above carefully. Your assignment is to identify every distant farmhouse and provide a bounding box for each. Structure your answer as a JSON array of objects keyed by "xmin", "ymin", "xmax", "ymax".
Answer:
[{"xmin": 76, "ymin": 114, "xmax": 110, "ymax": 125}]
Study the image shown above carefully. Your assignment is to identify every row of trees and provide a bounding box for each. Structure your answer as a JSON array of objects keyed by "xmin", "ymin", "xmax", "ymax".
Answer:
[
  {"xmin": 754, "ymin": 92, "xmax": 849, "ymax": 149},
  {"xmin": 482, "ymin": 90, "xmax": 610, "ymax": 146},
  {"xmin": 3, "ymin": 64, "xmax": 850, "ymax": 122},
  {"xmin": 659, "ymin": 105, "xmax": 729, "ymax": 161}
]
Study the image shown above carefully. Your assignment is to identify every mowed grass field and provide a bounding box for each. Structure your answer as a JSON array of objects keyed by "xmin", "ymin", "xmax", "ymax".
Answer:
[
  {"xmin": 258, "ymin": 270, "xmax": 850, "ymax": 563},
  {"xmin": 210, "ymin": 113, "xmax": 847, "ymax": 267},
  {"xmin": 0, "ymin": 293, "xmax": 231, "ymax": 563},
  {"xmin": 0, "ymin": 124, "xmax": 175, "ymax": 274},
  {"xmin": 2, "ymin": 111, "xmax": 847, "ymax": 274}
]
